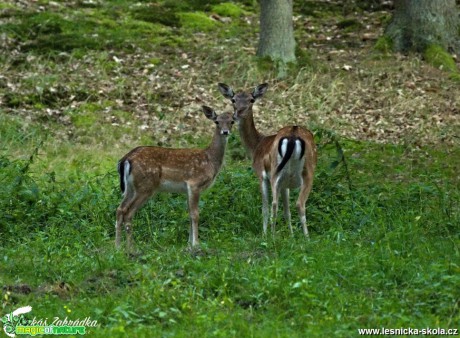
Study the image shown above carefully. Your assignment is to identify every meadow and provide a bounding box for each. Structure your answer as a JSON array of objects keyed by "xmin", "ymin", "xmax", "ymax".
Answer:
[{"xmin": 1, "ymin": 0, "xmax": 459, "ymax": 336}]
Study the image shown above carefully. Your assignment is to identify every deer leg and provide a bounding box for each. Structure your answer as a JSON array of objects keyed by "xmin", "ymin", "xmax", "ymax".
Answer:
[
  {"xmin": 115, "ymin": 188, "xmax": 135, "ymax": 249},
  {"xmin": 270, "ymin": 177, "xmax": 281, "ymax": 236},
  {"xmin": 296, "ymin": 175, "xmax": 314, "ymax": 238},
  {"xmin": 281, "ymin": 188, "xmax": 292, "ymax": 235},
  {"xmin": 260, "ymin": 178, "xmax": 270, "ymax": 236},
  {"xmin": 123, "ymin": 192, "xmax": 151, "ymax": 251},
  {"xmin": 115, "ymin": 207, "xmax": 124, "ymax": 249},
  {"xmin": 187, "ymin": 186, "xmax": 200, "ymax": 247}
]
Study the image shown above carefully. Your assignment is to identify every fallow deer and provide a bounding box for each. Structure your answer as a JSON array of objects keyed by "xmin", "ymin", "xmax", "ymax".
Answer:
[
  {"xmin": 218, "ymin": 83, "xmax": 317, "ymax": 237},
  {"xmin": 115, "ymin": 106, "xmax": 234, "ymax": 249}
]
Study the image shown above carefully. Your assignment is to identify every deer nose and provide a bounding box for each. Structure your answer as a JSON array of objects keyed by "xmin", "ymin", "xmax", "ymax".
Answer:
[{"xmin": 221, "ymin": 130, "xmax": 230, "ymax": 135}]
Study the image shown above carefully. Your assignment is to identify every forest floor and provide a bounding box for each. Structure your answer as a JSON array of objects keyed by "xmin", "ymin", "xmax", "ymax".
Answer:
[{"xmin": 1, "ymin": 0, "xmax": 459, "ymax": 150}]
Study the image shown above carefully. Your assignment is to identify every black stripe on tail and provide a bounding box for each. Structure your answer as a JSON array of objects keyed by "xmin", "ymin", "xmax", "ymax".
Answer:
[
  {"xmin": 299, "ymin": 138, "xmax": 305, "ymax": 159},
  {"xmin": 276, "ymin": 137, "xmax": 306, "ymax": 174},
  {"xmin": 118, "ymin": 159, "xmax": 131, "ymax": 194},
  {"xmin": 117, "ymin": 160, "xmax": 125, "ymax": 193}
]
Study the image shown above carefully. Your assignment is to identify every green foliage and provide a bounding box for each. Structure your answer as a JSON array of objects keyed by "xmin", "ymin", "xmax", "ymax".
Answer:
[
  {"xmin": 423, "ymin": 45, "xmax": 459, "ymax": 73},
  {"xmin": 211, "ymin": 3, "xmax": 245, "ymax": 17}
]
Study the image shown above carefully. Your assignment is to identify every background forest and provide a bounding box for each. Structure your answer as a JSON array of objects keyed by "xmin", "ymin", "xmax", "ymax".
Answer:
[{"xmin": 1, "ymin": 0, "xmax": 459, "ymax": 336}]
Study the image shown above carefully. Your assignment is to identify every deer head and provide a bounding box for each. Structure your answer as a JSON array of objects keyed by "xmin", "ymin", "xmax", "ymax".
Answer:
[
  {"xmin": 202, "ymin": 105, "xmax": 234, "ymax": 136},
  {"xmin": 218, "ymin": 83, "xmax": 268, "ymax": 120}
]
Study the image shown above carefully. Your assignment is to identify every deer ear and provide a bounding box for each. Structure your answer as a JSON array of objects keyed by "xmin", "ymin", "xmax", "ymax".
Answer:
[
  {"xmin": 218, "ymin": 83, "xmax": 234, "ymax": 99},
  {"xmin": 202, "ymin": 105, "xmax": 217, "ymax": 121},
  {"xmin": 252, "ymin": 83, "xmax": 268, "ymax": 99}
]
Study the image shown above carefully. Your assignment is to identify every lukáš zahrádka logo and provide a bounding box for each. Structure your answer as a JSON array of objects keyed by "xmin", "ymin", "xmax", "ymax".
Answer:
[
  {"xmin": 1, "ymin": 306, "xmax": 98, "ymax": 336},
  {"xmin": 1, "ymin": 306, "xmax": 32, "ymax": 337}
]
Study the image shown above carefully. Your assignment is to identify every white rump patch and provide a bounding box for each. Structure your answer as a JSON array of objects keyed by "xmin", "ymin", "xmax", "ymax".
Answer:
[
  {"xmin": 123, "ymin": 161, "xmax": 131, "ymax": 196},
  {"xmin": 280, "ymin": 138, "xmax": 288, "ymax": 156},
  {"xmin": 294, "ymin": 140, "xmax": 303, "ymax": 159},
  {"xmin": 275, "ymin": 139, "xmax": 305, "ymax": 189}
]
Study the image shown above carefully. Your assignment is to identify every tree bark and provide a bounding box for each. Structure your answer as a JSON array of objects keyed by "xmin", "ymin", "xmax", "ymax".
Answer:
[
  {"xmin": 385, "ymin": 0, "xmax": 460, "ymax": 54},
  {"xmin": 257, "ymin": 0, "xmax": 296, "ymax": 63}
]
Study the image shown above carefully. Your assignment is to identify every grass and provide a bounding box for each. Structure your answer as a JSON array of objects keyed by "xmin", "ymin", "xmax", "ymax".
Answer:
[
  {"xmin": 1, "ymin": 0, "xmax": 459, "ymax": 336},
  {"xmin": 1, "ymin": 114, "xmax": 459, "ymax": 336}
]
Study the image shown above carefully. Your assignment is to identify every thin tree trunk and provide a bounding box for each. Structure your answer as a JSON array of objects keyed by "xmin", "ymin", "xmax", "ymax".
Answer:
[
  {"xmin": 257, "ymin": 0, "xmax": 296, "ymax": 63},
  {"xmin": 385, "ymin": 0, "xmax": 460, "ymax": 53}
]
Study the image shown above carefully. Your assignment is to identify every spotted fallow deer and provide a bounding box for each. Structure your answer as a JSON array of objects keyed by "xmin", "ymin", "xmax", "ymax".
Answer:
[
  {"xmin": 115, "ymin": 106, "xmax": 234, "ymax": 249},
  {"xmin": 218, "ymin": 83, "xmax": 317, "ymax": 237}
]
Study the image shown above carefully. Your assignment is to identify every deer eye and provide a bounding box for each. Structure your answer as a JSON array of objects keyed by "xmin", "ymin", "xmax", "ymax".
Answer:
[
  {"xmin": 214, "ymin": 121, "xmax": 219, "ymax": 125},
  {"xmin": 231, "ymin": 98, "xmax": 236, "ymax": 103},
  {"xmin": 250, "ymin": 98, "xmax": 255, "ymax": 103},
  {"xmin": 231, "ymin": 121, "xmax": 235, "ymax": 124}
]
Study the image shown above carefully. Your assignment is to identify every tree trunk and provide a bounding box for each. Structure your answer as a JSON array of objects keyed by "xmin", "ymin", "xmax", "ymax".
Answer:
[
  {"xmin": 257, "ymin": 0, "xmax": 296, "ymax": 63},
  {"xmin": 385, "ymin": 0, "xmax": 460, "ymax": 54}
]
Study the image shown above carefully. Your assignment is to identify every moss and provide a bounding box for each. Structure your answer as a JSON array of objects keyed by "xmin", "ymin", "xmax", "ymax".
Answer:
[
  {"xmin": 423, "ymin": 45, "xmax": 458, "ymax": 73},
  {"xmin": 178, "ymin": 12, "xmax": 218, "ymax": 32},
  {"xmin": 3, "ymin": 9, "xmax": 171, "ymax": 54},
  {"xmin": 256, "ymin": 56, "xmax": 276, "ymax": 73},
  {"xmin": 374, "ymin": 35, "xmax": 393, "ymax": 54},
  {"xmin": 211, "ymin": 3, "xmax": 244, "ymax": 17},
  {"xmin": 158, "ymin": 36, "xmax": 186, "ymax": 47},
  {"xmin": 255, "ymin": 56, "xmax": 296, "ymax": 79}
]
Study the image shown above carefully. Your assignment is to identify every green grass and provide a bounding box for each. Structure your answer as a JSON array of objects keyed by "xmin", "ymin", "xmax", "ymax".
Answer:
[
  {"xmin": 1, "ymin": 0, "xmax": 459, "ymax": 336},
  {"xmin": 1, "ymin": 116, "xmax": 459, "ymax": 336}
]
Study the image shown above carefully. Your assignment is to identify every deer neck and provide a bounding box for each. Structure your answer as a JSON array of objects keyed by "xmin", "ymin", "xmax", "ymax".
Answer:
[
  {"xmin": 239, "ymin": 110, "xmax": 264, "ymax": 159},
  {"xmin": 206, "ymin": 128, "xmax": 228, "ymax": 170}
]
